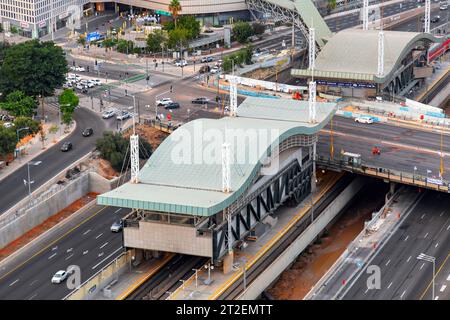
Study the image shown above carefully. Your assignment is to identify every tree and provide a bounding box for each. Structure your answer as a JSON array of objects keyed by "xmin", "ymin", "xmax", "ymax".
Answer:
[
  {"xmin": 102, "ymin": 38, "xmax": 116, "ymax": 51},
  {"xmin": 59, "ymin": 89, "xmax": 79, "ymax": 125},
  {"xmin": 0, "ymin": 41, "xmax": 10, "ymax": 64},
  {"xmin": 168, "ymin": 28, "xmax": 189, "ymax": 49},
  {"xmin": 77, "ymin": 36, "xmax": 86, "ymax": 47},
  {"xmin": 233, "ymin": 22, "xmax": 253, "ymax": 44},
  {"xmin": 169, "ymin": 0, "xmax": 182, "ymax": 28},
  {"xmin": 147, "ymin": 30, "xmax": 167, "ymax": 53},
  {"xmin": 117, "ymin": 39, "xmax": 134, "ymax": 54},
  {"xmin": 0, "ymin": 91, "xmax": 37, "ymax": 117},
  {"xmin": 0, "ymin": 40, "xmax": 68, "ymax": 98},
  {"xmin": 0, "ymin": 126, "xmax": 17, "ymax": 158},
  {"xmin": 13, "ymin": 117, "xmax": 41, "ymax": 140},
  {"xmin": 165, "ymin": 15, "xmax": 200, "ymax": 40},
  {"xmin": 252, "ymin": 22, "xmax": 266, "ymax": 36}
]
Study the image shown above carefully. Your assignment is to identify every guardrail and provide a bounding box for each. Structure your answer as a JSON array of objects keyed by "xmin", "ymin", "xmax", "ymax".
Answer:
[{"xmin": 317, "ymin": 156, "xmax": 450, "ymax": 192}]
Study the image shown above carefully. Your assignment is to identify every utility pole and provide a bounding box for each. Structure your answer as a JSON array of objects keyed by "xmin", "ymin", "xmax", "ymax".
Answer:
[
  {"xmin": 363, "ymin": 0, "xmax": 369, "ymax": 30},
  {"xmin": 377, "ymin": 31, "xmax": 385, "ymax": 77},
  {"xmin": 425, "ymin": 0, "xmax": 431, "ymax": 33}
]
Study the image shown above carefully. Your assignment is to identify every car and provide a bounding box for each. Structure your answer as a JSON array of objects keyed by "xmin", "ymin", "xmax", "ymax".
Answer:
[
  {"xmin": 0, "ymin": 114, "xmax": 14, "ymax": 121},
  {"xmin": 192, "ymin": 97, "xmax": 210, "ymax": 104},
  {"xmin": 210, "ymin": 67, "xmax": 220, "ymax": 74},
  {"xmin": 70, "ymin": 66, "xmax": 86, "ymax": 72},
  {"xmin": 156, "ymin": 98, "xmax": 173, "ymax": 106},
  {"xmin": 207, "ymin": 56, "xmax": 214, "ymax": 62},
  {"xmin": 440, "ymin": 4, "xmax": 448, "ymax": 10},
  {"xmin": 175, "ymin": 60, "xmax": 187, "ymax": 67},
  {"xmin": 116, "ymin": 111, "xmax": 131, "ymax": 120},
  {"xmin": 355, "ymin": 116, "xmax": 374, "ymax": 124},
  {"xmin": 431, "ymin": 15, "xmax": 440, "ymax": 23},
  {"xmin": 82, "ymin": 128, "xmax": 93, "ymax": 137},
  {"xmin": 111, "ymin": 220, "xmax": 123, "ymax": 233},
  {"xmin": 102, "ymin": 110, "xmax": 116, "ymax": 119},
  {"xmin": 201, "ymin": 57, "xmax": 208, "ymax": 63},
  {"xmin": 51, "ymin": 270, "xmax": 68, "ymax": 284},
  {"xmin": 75, "ymin": 83, "xmax": 86, "ymax": 91},
  {"xmin": 3, "ymin": 122, "xmax": 14, "ymax": 128},
  {"xmin": 92, "ymin": 79, "xmax": 102, "ymax": 86},
  {"xmin": 61, "ymin": 142, "xmax": 73, "ymax": 152},
  {"xmin": 67, "ymin": 74, "xmax": 81, "ymax": 81},
  {"xmin": 165, "ymin": 102, "xmax": 180, "ymax": 110},
  {"xmin": 215, "ymin": 60, "xmax": 222, "ymax": 67},
  {"xmin": 199, "ymin": 65, "xmax": 211, "ymax": 74}
]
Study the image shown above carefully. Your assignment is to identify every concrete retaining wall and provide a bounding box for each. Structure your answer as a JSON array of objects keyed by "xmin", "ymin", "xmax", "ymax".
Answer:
[
  {"xmin": 238, "ymin": 176, "xmax": 366, "ymax": 300},
  {"xmin": 0, "ymin": 171, "xmax": 118, "ymax": 249}
]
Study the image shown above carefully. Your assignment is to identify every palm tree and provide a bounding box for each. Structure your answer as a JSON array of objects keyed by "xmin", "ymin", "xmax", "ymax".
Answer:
[{"xmin": 169, "ymin": 0, "xmax": 182, "ymax": 28}]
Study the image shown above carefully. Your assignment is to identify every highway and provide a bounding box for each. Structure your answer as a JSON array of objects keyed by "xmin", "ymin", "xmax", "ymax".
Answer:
[
  {"xmin": 342, "ymin": 190, "xmax": 450, "ymax": 300},
  {"xmin": 0, "ymin": 107, "xmax": 109, "ymax": 214},
  {"xmin": 0, "ymin": 205, "xmax": 129, "ymax": 300},
  {"xmin": 318, "ymin": 116, "xmax": 450, "ymax": 181}
]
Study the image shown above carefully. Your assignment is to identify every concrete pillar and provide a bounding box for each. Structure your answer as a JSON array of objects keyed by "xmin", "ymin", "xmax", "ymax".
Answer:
[
  {"xmin": 389, "ymin": 181, "xmax": 396, "ymax": 195},
  {"xmin": 223, "ymin": 251, "xmax": 234, "ymax": 274}
]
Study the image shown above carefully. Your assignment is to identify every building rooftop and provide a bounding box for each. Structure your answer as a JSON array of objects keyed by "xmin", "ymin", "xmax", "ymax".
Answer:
[
  {"xmin": 97, "ymin": 97, "xmax": 336, "ymax": 216},
  {"xmin": 292, "ymin": 29, "xmax": 439, "ymax": 83}
]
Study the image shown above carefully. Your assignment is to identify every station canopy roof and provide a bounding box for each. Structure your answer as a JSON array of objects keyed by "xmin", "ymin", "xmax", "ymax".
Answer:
[
  {"xmin": 97, "ymin": 97, "xmax": 336, "ymax": 217},
  {"xmin": 292, "ymin": 29, "xmax": 439, "ymax": 84}
]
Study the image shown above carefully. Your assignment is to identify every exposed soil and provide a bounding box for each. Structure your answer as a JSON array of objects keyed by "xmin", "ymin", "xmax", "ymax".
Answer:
[
  {"xmin": 0, "ymin": 192, "xmax": 98, "ymax": 262},
  {"xmin": 123, "ymin": 124, "xmax": 169, "ymax": 151},
  {"xmin": 267, "ymin": 181, "xmax": 388, "ymax": 299}
]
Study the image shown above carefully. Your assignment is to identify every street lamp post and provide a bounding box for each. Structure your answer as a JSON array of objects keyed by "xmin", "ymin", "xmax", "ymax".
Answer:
[
  {"xmin": 417, "ymin": 253, "xmax": 436, "ymax": 300},
  {"xmin": 16, "ymin": 127, "xmax": 30, "ymax": 159},
  {"xmin": 204, "ymin": 263, "xmax": 214, "ymax": 285},
  {"xmin": 25, "ymin": 161, "xmax": 42, "ymax": 203}
]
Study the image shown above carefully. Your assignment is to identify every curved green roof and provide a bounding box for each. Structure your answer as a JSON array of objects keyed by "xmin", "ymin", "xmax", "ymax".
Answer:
[{"xmin": 97, "ymin": 97, "xmax": 336, "ymax": 216}]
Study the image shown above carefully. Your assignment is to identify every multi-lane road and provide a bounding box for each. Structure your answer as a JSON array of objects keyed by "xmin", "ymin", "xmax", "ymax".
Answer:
[{"xmin": 342, "ymin": 190, "xmax": 450, "ymax": 300}]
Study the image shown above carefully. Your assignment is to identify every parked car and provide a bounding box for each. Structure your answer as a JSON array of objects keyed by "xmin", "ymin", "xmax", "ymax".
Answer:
[
  {"xmin": 355, "ymin": 116, "xmax": 374, "ymax": 124},
  {"xmin": 175, "ymin": 60, "xmax": 188, "ymax": 67},
  {"xmin": 156, "ymin": 98, "xmax": 173, "ymax": 106},
  {"xmin": 92, "ymin": 79, "xmax": 102, "ymax": 86},
  {"xmin": 102, "ymin": 110, "xmax": 116, "ymax": 119},
  {"xmin": 201, "ymin": 57, "xmax": 208, "ymax": 63},
  {"xmin": 210, "ymin": 67, "xmax": 220, "ymax": 74},
  {"xmin": 51, "ymin": 270, "xmax": 68, "ymax": 284},
  {"xmin": 165, "ymin": 102, "xmax": 180, "ymax": 110},
  {"xmin": 192, "ymin": 97, "xmax": 210, "ymax": 104},
  {"xmin": 61, "ymin": 142, "xmax": 73, "ymax": 152},
  {"xmin": 75, "ymin": 83, "xmax": 86, "ymax": 91},
  {"xmin": 3, "ymin": 122, "xmax": 14, "ymax": 128},
  {"xmin": 116, "ymin": 111, "xmax": 131, "ymax": 121},
  {"xmin": 111, "ymin": 220, "xmax": 123, "ymax": 233},
  {"xmin": 82, "ymin": 128, "xmax": 93, "ymax": 137},
  {"xmin": 70, "ymin": 66, "xmax": 86, "ymax": 72},
  {"xmin": 440, "ymin": 3, "xmax": 448, "ymax": 10}
]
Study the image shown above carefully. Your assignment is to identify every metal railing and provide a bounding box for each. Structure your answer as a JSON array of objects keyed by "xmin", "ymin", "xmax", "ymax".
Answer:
[{"xmin": 317, "ymin": 156, "xmax": 450, "ymax": 192}]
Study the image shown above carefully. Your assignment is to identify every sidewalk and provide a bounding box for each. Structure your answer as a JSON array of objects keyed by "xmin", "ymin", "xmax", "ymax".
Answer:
[
  {"xmin": 307, "ymin": 187, "xmax": 421, "ymax": 300},
  {"xmin": 0, "ymin": 106, "xmax": 75, "ymax": 183}
]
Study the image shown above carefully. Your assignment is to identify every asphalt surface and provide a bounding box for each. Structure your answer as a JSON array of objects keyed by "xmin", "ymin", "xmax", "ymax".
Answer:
[
  {"xmin": 0, "ymin": 205, "xmax": 129, "ymax": 300},
  {"xmin": 0, "ymin": 107, "xmax": 108, "ymax": 214},
  {"xmin": 342, "ymin": 190, "xmax": 450, "ymax": 300},
  {"xmin": 318, "ymin": 116, "xmax": 450, "ymax": 181}
]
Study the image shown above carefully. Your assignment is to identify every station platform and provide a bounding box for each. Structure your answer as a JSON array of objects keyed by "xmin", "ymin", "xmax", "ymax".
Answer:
[{"xmin": 166, "ymin": 171, "xmax": 343, "ymax": 300}]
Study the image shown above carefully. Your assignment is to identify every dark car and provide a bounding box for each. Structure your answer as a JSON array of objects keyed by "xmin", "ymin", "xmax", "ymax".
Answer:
[
  {"xmin": 431, "ymin": 15, "xmax": 440, "ymax": 23},
  {"xmin": 192, "ymin": 97, "xmax": 210, "ymax": 104},
  {"xmin": 165, "ymin": 102, "xmax": 180, "ymax": 110},
  {"xmin": 82, "ymin": 128, "xmax": 93, "ymax": 137},
  {"xmin": 61, "ymin": 142, "xmax": 73, "ymax": 152}
]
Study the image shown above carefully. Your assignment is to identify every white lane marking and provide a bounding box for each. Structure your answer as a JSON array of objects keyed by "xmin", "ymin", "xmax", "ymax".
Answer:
[
  {"xmin": 447, "ymin": 225, "xmax": 450, "ymax": 231},
  {"xmin": 98, "ymin": 252, "xmax": 104, "ymax": 258},
  {"xmin": 440, "ymin": 211, "xmax": 444, "ymax": 217},
  {"xmin": 364, "ymin": 287, "xmax": 369, "ymax": 294},
  {"xmin": 424, "ymin": 232, "xmax": 429, "ymax": 238},
  {"xmin": 440, "ymin": 285, "xmax": 447, "ymax": 292},
  {"xmin": 9, "ymin": 279, "xmax": 19, "ymax": 287},
  {"xmin": 404, "ymin": 235, "xmax": 409, "ymax": 242},
  {"xmin": 114, "ymin": 208, "xmax": 122, "ymax": 213},
  {"xmin": 447, "ymin": 274, "xmax": 450, "ymax": 281},
  {"xmin": 99, "ymin": 242, "xmax": 108, "ymax": 249},
  {"xmin": 420, "ymin": 263, "xmax": 425, "ymax": 270},
  {"xmin": 387, "ymin": 282, "xmax": 393, "ymax": 289},
  {"xmin": 95, "ymin": 233, "xmax": 103, "ymax": 239},
  {"xmin": 66, "ymin": 248, "xmax": 73, "ymax": 253},
  {"xmin": 435, "ymin": 296, "xmax": 439, "ymax": 300},
  {"xmin": 52, "ymin": 246, "xmax": 58, "ymax": 251},
  {"xmin": 83, "ymin": 250, "xmax": 89, "ymax": 255},
  {"xmin": 400, "ymin": 290, "xmax": 406, "ymax": 299},
  {"xmin": 65, "ymin": 254, "xmax": 74, "ymax": 261},
  {"xmin": 407, "ymin": 256, "xmax": 412, "ymax": 262},
  {"xmin": 92, "ymin": 247, "xmax": 123, "ymax": 270},
  {"xmin": 386, "ymin": 259, "xmax": 391, "ymax": 266},
  {"xmin": 83, "ymin": 229, "xmax": 91, "ymax": 235},
  {"xmin": 48, "ymin": 253, "xmax": 57, "ymax": 260},
  {"xmin": 435, "ymin": 242, "xmax": 439, "ymax": 248},
  {"xmin": 420, "ymin": 214, "xmax": 425, "ymax": 220},
  {"xmin": 28, "ymin": 293, "xmax": 37, "ymax": 300},
  {"xmin": 29, "ymin": 280, "xmax": 38, "ymax": 287}
]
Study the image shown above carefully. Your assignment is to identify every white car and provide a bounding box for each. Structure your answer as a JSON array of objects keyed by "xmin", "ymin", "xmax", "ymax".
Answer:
[
  {"xmin": 102, "ymin": 110, "xmax": 116, "ymax": 119},
  {"xmin": 76, "ymin": 83, "xmax": 86, "ymax": 90},
  {"xmin": 92, "ymin": 79, "xmax": 102, "ymax": 86},
  {"xmin": 70, "ymin": 66, "xmax": 85, "ymax": 72},
  {"xmin": 67, "ymin": 74, "xmax": 81, "ymax": 81},
  {"xmin": 3, "ymin": 122, "xmax": 14, "ymax": 128},
  {"xmin": 175, "ymin": 60, "xmax": 187, "ymax": 67},
  {"xmin": 210, "ymin": 67, "xmax": 220, "ymax": 74},
  {"xmin": 51, "ymin": 270, "xmax": 68, "ymax": 284},
  {"xmin": 156, "ymin": 98, "xmax": 173, "ymax": 106},
  {"xmin": 355, "ymin": 116, "xmax": 374, "ymax": 124}
]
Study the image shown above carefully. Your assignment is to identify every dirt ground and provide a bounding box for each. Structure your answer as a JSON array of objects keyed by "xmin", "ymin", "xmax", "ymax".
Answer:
[
  {"xmin": 123, "ymin": 124, "xmax": 169, "ymax": 151},
  {"xmin": 0, "ymin": 192, "xmax": 98, "ymax": 262},
  {"xmin": 267, "ymin": 182, "xmax": 388, "ymax": 300}
]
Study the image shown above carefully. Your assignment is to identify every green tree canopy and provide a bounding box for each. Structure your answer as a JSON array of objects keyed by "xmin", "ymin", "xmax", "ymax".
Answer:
[
  {"xmin": 117, "ymin": 39, "xmax": 134, "ymax": 54},
  {"xmin": 0, "ymin": 126, "xmax": 17, "ymax": 158},
  {"xmin": 0, "ymin": 90, "xmax": 37, "ymax": 117},
  {"xmin": 147, "ymin": 30, "xmax": 168, "ymax": 53},
  {"xmin": 165, "ymin": 15, "xmax": 200, "ymax": 40},
  {"xmin": 13, "ymin": 117, "xmax": 41, "ymax": 140},
  {"xmin": 252, "ymin": 22, "xmax": 266, "ymax": 36},
  {"xmin": 169, "ymin": 0, "xmax": 182, "ymax": 28},
  {"xmin": 59, "ymin": 89, "xmax": 79, "ymax": 125},
  {"xmin": 168, "ymin": 28, "xmax": 189, "ymax": 49},
  {"xmin": 0, "ymin": 40, "xmax": 68, "ymax": 97},
  {"xmin": 233, "ymin": 22, "xmax": 254, "ymax": 44}
]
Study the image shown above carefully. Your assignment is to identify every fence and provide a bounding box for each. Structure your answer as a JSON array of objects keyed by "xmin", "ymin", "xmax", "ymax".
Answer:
[{"xmin": 317, "ymin": 156, "xmax": 450, "ymax": 193}]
